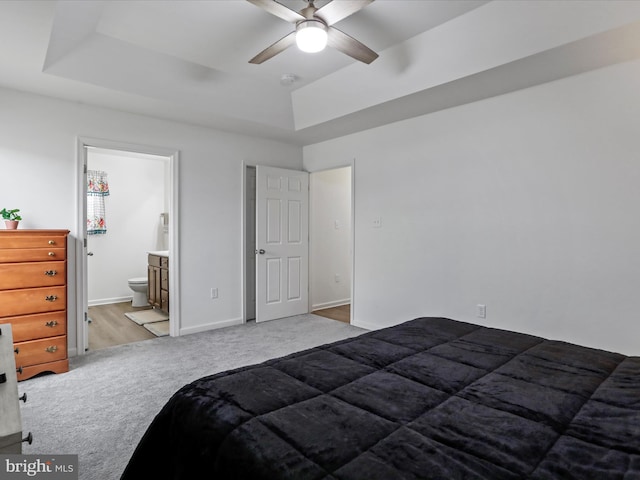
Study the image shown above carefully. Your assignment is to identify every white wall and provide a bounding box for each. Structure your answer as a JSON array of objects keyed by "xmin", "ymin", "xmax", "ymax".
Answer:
[
  {"xmin": 309, "ymin": 167, "xmax": 352, "ymax": 311},
  {"xmin": 0, "ymin": 87, "xmax": 302, "ymax": 355},
  {"xmin": 87, "ymin": 149, "xmax": 168, "ymax": 305},
  {"xmin": 304, "ymin": 58, "xmax": 640, "ymax": 356}
]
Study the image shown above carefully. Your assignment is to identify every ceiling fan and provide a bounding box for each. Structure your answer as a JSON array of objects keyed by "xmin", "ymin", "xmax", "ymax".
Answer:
[{"xmin": 247, "ymin": 0, "xmax": 378, "ymax": 65}]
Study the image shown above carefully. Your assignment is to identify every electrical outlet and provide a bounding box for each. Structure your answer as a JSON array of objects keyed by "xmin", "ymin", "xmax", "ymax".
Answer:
[
  {"xmin": 477, "ymin": 304, "xmax": 486, "ymax": 318},
  {"xmin": 211, "ymin": 288, "xmax": 219, "ymax": 299},
  {"xmin": 372, "ymin": 217, "xmax": 382, "ymax": 228}
]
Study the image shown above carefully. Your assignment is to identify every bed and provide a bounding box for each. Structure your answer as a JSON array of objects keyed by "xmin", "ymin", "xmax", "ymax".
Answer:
[{"xmin": 121, "ymin": 317, "xmax": 640, "ymax": 479}]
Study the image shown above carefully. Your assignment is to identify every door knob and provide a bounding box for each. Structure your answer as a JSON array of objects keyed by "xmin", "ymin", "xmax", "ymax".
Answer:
[
  {"xmin": 256, "ymin": 249, "xmax": 266, "ymax": 255},
  {"xmin": 87, "ymin": 252, "xmax": 94, "ymax": 256}
]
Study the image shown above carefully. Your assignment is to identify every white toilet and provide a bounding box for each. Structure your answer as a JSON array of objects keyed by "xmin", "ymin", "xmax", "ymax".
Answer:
[{"xmin": 128, "ymin": 277, "xmax": 149, "ymax": 307}]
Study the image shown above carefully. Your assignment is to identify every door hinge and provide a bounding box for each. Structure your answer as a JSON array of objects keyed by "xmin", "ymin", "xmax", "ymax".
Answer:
[
  {"xmin": 84, "ymin": 163, "xmax": 87, "ymax": 174},
  {"xmin": 84, "ymin": 237, "xmax": 87, "ymax": 248}
]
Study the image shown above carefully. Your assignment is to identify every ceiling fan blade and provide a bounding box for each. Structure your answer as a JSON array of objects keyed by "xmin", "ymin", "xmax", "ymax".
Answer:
[
  {"xmin": 315, "ymin": 0, "xmax": 374, "ymax": 26},
  {"xmin": 327, "ymin": 27, "xmax": 378, "ymax": 64},
  {"xmin": 249, "ymin": 31, "xmax": 296, "ymax": 64},
  {"xmin": 246, "ymin": 0, "xmax": 305, "ymax": 23}
]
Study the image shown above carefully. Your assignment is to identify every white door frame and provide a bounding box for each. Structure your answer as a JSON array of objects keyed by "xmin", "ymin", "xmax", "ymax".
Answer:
[
  {"xmin": 308, "ymin": 164, "xmax": 355, "ymax": 316},
  {"xmin": 75, "ymin": 137, "xmax": 181, "ymax": 355},
  {"xmin": 242, "ymin": 160, "xmax": 356, "ymax": 324}
]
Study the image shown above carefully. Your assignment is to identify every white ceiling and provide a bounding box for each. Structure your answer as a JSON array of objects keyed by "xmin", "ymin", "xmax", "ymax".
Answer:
[{"xmin": 2, "ymin": 0, "xmax": 640, "ymax": 145}]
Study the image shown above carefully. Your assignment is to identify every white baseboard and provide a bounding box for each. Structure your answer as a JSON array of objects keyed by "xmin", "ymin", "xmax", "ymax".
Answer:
[
  {"xmin": 351, "ymin": 318, "xmax": 380, "ymax": 331},
  {"xmin": 178, "ymin": 317, "xmax": 244, "ymax": 336},
  {"xmin": 311, "ymin": 299, "xmax": 351, "ymax": 311},
  {"xmin": 88, "ymin": 296, "xmax": 132, "ymax": 307}
]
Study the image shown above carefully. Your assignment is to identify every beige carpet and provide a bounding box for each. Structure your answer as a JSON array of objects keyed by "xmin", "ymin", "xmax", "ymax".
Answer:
[
  {"xmin": 21, "ymin": 314, "xmax": 365, "ymax": 480},
  {"xmin": 143, "ymin": 320, "xmax": 169, "ymax": 337},
  {"xmin": 124, "ymin": 309, "xmax": 169, "ymax": 326}
]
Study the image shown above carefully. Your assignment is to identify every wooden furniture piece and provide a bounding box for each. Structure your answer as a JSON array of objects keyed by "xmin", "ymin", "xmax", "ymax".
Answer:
[
  {"xmin": 147, "ymin": 253, "xmax": 169, "ymax": 313},
  {"xmin": 0, "ymin": 229, "xmax": 70, "ymax": 381},
  {"xmin": 0, "ymin": 324, "xmax": 32, "ymax": 453}
]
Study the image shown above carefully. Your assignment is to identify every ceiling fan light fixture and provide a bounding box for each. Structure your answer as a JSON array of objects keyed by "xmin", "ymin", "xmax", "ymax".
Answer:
[{"xmin": 295, "ymin": 20, "xmax": 328, "ymax": 53}]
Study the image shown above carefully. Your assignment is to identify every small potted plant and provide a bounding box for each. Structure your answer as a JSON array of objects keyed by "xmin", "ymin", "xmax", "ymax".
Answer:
[{"xmin": 1, "ymin": 208, "xmax": 22, "ymax": 229}]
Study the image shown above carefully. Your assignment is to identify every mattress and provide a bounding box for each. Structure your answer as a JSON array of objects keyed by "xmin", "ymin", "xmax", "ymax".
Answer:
[{"xmin": 121, "ymin": 317, "xmax": 640, "ymax": 479}]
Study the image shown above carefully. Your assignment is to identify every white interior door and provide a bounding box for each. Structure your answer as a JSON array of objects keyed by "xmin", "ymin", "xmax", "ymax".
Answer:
[
  {"xmin": 256, "ymin": 166, "xmax": 309, "ymax": 322},
  {"xmin": 245, "ymin": 167, "xmax": 256, "ymax": 320},
  {"xmin": 81, "ymin": 148, "xmax": 89, "ymax": 353}
]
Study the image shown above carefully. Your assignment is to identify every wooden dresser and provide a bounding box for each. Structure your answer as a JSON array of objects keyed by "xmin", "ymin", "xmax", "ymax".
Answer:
[{"xmin": 0, "ymin": 230, "xmax": 70, "ymax": 381}]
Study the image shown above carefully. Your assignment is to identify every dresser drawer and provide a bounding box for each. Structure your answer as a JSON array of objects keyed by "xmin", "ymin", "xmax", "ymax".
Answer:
[
  {"xmin": 4, "ymin": 311, "xmax": 66, "ymax": 342},
  {"xmin": 0, "ymin": 234, "xmax": 66, "ymax": 249},
  {"xmin": 0, "ymin": 248, "xmax": 66, "ymax": 263},
  {"xmin": 16, "ymin": 359, "xmax": 68, "ymax": 382},
  {"xmin": 14, "ymin": 335, "xmax": 67, "ymax": 367},
  {"xmin": 0, "ymin": 262, "xmax": 66, "ymax": 290},
  {"xmin": 0, "ymin": 286, "xmax": 66, "ymax": 317}
]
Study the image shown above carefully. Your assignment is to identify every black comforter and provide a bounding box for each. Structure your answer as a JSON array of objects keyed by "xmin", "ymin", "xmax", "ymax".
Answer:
[{"xmin": 121, "ymin": 317, "xmax": 640, "ymax": 479}]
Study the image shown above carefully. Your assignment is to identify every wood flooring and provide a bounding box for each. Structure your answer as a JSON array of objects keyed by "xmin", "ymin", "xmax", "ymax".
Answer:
[
  {"xmin": 312, "ymin": 304, "xmax": 350, "ymax": 324},
  {"xmin": 89, "ymin": 302, "xmax": 350, "ymax": 351},
  {"xmin": 88, "ymin": 302, "xmax": 155, "ymax": 351}
]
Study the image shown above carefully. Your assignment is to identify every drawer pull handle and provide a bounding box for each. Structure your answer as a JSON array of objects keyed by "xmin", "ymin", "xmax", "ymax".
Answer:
[
  {"xmin": 45, "ymin": 345, "xmax": 58, "ymax": 353},
  {"xmin": 19, "ymin": 393, "xmax": 27, "ymax": 403},
  {"xmin": 45, "ymin": 295, "xmax": 58, "ymax": 302},
  {"xmin": 14, "ymin": 347, "xmax": 19, "ymax": 355},
  {"xmin": 16, "ymin": 366, "xmax": 22, "ymax": 375},
  {"xmin": 44, "ymin": 270, "xmax": 58, "ymax": 276},
  {"xmin": 48, "ymin": 240, "xmax": 55, "ymax": 245},
  {"xmin": 22, "ymin": 432, "xmax": 33, "ymax": 445},
  {"xmin": 48, "ymin": 252, "xmax": 55, "ymax": 257},
  {"xmin": 45, "ymin": 320, "xmax": 59, "ymax": 328}
]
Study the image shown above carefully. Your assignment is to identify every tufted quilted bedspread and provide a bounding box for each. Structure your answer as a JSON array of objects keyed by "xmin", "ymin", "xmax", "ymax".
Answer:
[{"xmin": 121, "ymin": 317, "xmax": 640, "ymax": 479}]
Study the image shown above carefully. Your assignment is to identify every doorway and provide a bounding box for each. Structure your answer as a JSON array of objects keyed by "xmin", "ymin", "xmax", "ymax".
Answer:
[
  {"xmin": 244, "ymin": 164, "xmax": 353, "ymax": 324},
  {"xmin": 86, "ymin": 148, "xmax": 170, "ymax": 349},
  {"xmin": 76, "ymin": 138, "xmax": 180, "ymax": 355},
  {"xmin": 309, "ymin": 166, "xmax": 353, "ymax": 323}
]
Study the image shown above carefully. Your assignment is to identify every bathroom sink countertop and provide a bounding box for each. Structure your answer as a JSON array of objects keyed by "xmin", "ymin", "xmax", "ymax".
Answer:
[{"xmin": 148, "ymin": 250, "xmax": 169, "ymax": 257}]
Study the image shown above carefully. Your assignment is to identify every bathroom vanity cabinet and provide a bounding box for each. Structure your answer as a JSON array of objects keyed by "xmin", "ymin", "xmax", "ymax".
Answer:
[
  {"xmin": 148, "ymin": 253, "xmax": 169, "ymax": 313},
  {"xmin": 0, "ymin": 230, "xmax": 69, "ymax": 381}
]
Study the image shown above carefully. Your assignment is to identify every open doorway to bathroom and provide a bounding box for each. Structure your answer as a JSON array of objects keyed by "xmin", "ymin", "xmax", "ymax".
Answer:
[{"xmin": 86, "ymin": 147, "xmax": 171, "ymax": 350}]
